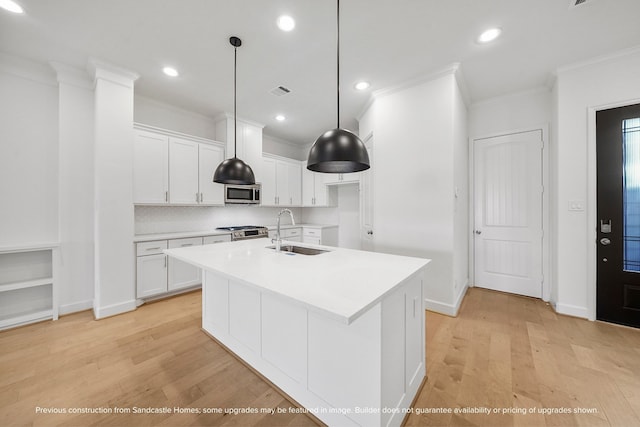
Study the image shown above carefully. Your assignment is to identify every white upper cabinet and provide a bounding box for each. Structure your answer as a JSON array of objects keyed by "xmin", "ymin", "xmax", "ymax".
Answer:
[
  {"xmin": 198, "ymin": 144, "xmax": 225, "ymax": 205},
  {"xmin": 133, "ymin": 126, "xmax": 225, "ymax": 206},
  {"xmin": 302, "ymin": 161, "xmax": 333, "ymax": 207},
  {"xmin": 133, "ymin": 130, "xmax": 169, "ymax": 204},
  {"xmin": 215, "ymin": 115, "xmax": 264, "ymax": 183},
  {"xmin": 323, "ymin": 171, "xmax": 361, "ymax": 185},
  {"xmin": 169, "ymin": 137, "xmax": 200, "ymax": 204},
  {"xmin": 262, "ymin": 156, "xmax": 302, "ymax": 206}
]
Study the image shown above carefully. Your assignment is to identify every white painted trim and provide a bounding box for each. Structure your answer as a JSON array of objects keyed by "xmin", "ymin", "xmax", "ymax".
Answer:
[
  {"xmin": 49, "ymin": 61, "xmax": 93, "ymax": 90},
  {"xmin": 133, "ymin": 122, "xmax": 224, "ymax": 147},
  {"xmin": 586, "ymin": 97, "xmax": 640, "ymax": 322},
  {"xmin": 453, "ymin": 64, "xmax": 471, "ymax": 107},
  {"xmin": 425, "ymin": 281, "xmax": 467, "ymax": 316},
  {"xmin": 469, "ymin": 87, "xmax": 551, "ymax": 110},
  {"xmin": 556, "ymin": 44, "xmax": 640, "ymax": 75},
  {"xmin": 213, "ymin": 112, "xmax": 265, "ymax": 129},
  {"xmin": 87, "ymin": 57, "xmax": 139, "ymax": 88},
  {"xmin": 135, "ymin": 93, "xmax": 217, "ymax": 125},
  {"xmin": 0, "ymin": 51, "xmax": 57, "ymax": 86},
  {"xmin": 469, "ymin": 125, "xmax": 551, "ymax": 302},
  {"xmin": 93, "ymin": 299, "xmax": 137, "ymax": 319},
  {"xmin": 263, "ymin": 133, "xmax": 304, "ymax": 148},
  {"xmin": 371, "ymin": 63, "xmax": 462, "ymax": 102},
  {"xmin": 555, "ymin": 303, "xmax": 589, "ymax": 319},
  {"xmin": 59, "ymin": 299, "xmax": 93, "ymax": 316}
]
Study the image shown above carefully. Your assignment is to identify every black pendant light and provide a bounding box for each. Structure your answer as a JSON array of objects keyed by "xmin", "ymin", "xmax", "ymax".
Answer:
[
  {"xmin": 307, "ymin": 0, "xmax": 370, "ymax": 173},
  {"xmin": 213, "ymin": 36, "xmax": 256, "ymax": 185}
]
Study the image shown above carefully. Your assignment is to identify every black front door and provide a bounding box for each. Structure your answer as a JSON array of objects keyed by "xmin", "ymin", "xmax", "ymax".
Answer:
[{"xmin": 596, "ymin": 103, "xmax": 640, "ymax": 328}]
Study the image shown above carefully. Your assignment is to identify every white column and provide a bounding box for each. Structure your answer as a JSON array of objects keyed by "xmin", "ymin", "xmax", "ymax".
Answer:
[
  {"xmin": 89, "ymin": 59, "xmax": 139, "ymax": 318},
  {"xmin": 51, "ymin": 62, "xmax": 96, "ymax": 315}
]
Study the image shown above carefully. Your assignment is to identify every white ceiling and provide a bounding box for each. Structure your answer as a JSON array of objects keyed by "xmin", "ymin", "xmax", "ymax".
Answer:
[{"xmin": 2, "ymin": 0, "xmax": 640, "ymax": 144}]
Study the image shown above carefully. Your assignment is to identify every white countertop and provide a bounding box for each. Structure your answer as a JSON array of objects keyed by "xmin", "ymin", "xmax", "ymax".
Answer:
[{"xmin": 165, "ymin": 239, "xmax": 429, "ymax": 324}]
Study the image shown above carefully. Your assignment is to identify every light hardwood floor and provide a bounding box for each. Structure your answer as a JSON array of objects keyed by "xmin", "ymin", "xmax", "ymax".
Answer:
[{"xmin": 1, "ymin": 288, "xmax": 639, "ymax": 427}]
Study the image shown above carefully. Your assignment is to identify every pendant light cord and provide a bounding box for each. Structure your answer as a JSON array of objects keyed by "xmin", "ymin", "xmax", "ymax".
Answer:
[
  {"xmin": 234, "ymin": 44, "xmax": 238, "ymax": 158},
  {"xmin": 336, "ymin": 0, "xmax": 340, "ymax": 129}
]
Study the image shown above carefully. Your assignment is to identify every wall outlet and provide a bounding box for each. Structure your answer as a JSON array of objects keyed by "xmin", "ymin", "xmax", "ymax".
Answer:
[{"xmin": 568, "ymin": 200, "xmax": 585, "ymax": 212}]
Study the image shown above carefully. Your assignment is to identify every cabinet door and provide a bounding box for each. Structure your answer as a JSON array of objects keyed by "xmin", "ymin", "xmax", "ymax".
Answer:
[
  {"xmin": 405, "ymin": 276, "xmax": 423, "ymax": 390},
  {"xmin": 167, "ymin": 237, "xmax": 202, "ymax": 291},
  {"xmin": 169, "ymin": 137, "xmax": 199, "ymax": 204},
  {"xmin": 242, "ymin": 123, "xmax": 263, "ymax": 183},
  {"xmin": 262, "ymin": 157, "xmax": 277, "ymax": 206},
  {"xmin": 302, "ymin": 162, "xmax": 315, "ymax": 206},
  {"xmin": 133, "ymin": 130, "xmax": 168, "ymax": 204},
  {"xmin": 314, "ymin": 174, "xmax": 328, "ymax": 206},
  {"xmin": 136, "ymin": 254, "xmax": 167, "ymax": 298},
  {"xmin": 276, "ymin": 161, "xmax": 289, "ymax": 205},
  {"xmin": 302, "ymin": 236, "xmax": 321, "ymax": 245},
  {"xmin": 198, "ymin": 144, "xmax": 225, "ymax": 205},
  {"xmin": 288, "ymin": 162, "xmax": 302, "ymax": 206}
]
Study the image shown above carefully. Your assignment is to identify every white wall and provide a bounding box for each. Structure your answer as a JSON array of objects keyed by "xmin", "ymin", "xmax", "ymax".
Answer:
[
  {"xmin": 554, "ymin": 47, "xmax": 640, "ymax": 319},
  {"xmin": 134, "ymin": 94, "xmax": 217, "ymax": 140},
  {"xmin": 0, "ymin": 54, "xmax": 58, "ymax": 246},
  {"xmin": 263, "ymin": 134, "xmax": 308, "ymax": 160},
  {"xmin": 469, "ymin": 88, "xmax": 552, "ymax": 138},
  {"xmin": 336, "ymin": 184, "xmax": 361, "ymax": 249},
  {"xmin": 358, "ymin": 68, "xmax": 468, "ymax": 315},
  {"xmin": 53, "ymin": 63, "xmax": 95, "ymax": 315},
  {"xmin": 135, "ymin": 206, "xmax": 303, "ymax": 235}
]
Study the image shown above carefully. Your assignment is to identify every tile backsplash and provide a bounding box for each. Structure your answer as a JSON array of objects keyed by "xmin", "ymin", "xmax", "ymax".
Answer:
[{"xmin": 135, "ymin": 206, "xmax": 304, "ymax": 235}]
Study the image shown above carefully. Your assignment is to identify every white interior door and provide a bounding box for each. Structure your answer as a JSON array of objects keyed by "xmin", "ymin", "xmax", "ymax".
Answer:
[
  {"xmin": 474, "ymin": 130, "xmax": 543, "ymax": 298},
  {"xmin": 360, "ymin": 135, "xmax": 374, "ymax": 251}
]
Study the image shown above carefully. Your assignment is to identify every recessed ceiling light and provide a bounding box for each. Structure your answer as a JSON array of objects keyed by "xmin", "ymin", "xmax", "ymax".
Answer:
[
  {"xmin": 355, "ymin": 81, "xmax": 370, "ymax": 91},
  {"xmin": 0, "ymin": 0, "xmax": 24, "ymax": 14},
  {"xmin": 163, "ymin": 67, "xmax": 179, "ymax": 77},
  {"xmin": 275, "ymin": 115, "xmax": 286, "ymax": 122},
  {"xmin": 277, "ymin": 15, "xmax": 295, "ymax": 32},
  {"xmin": 477, "ymin": 28, "xmax": 502, "ymax": 43}
]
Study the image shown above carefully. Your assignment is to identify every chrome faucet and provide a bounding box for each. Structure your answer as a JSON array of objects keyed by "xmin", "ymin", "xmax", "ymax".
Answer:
[{"xmin": 274, "ymin": 209, "xmax": 295, "ymax": 252}]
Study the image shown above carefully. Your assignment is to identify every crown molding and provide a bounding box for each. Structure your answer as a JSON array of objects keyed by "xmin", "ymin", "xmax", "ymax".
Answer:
[
  {"xmin": 87, "ymin": 57, "xmax": 139, "ymax": 89},
  {"xmin": 556, "ymin": 44, "xmax": 640, "ymax": 75},
  {"xmin": 50, "ymin": 61, "xmax": 92, "ymax": 90},
  {"xmin": 213, "ymin": 112, "xmax": 265, "ymax": 129},
  {"xmin": 0, "ymin": 51, "xmax": 56, "ymax": 86}
]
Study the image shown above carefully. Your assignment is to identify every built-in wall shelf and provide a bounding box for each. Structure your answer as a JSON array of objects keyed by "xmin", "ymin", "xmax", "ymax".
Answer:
[{"xmin": 0, "ymin": 243, "xmax": 59, "ymax": 330}]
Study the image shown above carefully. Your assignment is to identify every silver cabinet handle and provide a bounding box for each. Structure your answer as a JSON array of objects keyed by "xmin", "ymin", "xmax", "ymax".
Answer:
[
  {"xmin": 165, "ymin": 191, "xmax": 168, "ymax": 202},
  {"xmin": 181, "ymin": 243, "xmax": 193, "ymax": 247},
  {"xmin": 146, "ymin": 247, "xmax": 161, "ymax": 251},
  {"xmin": 200, "ymin": 193, "xmax": 203, "ymax": 203}
]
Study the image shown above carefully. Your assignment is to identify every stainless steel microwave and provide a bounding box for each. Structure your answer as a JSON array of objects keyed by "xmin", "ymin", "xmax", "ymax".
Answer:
[{"xmin": 224, "ymin": 184, "xmax": 261, "ymax": 205}]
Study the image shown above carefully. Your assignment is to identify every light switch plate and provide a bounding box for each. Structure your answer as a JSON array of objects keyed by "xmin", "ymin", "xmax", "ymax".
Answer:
[{"xmin": 568, "ymin": 200, "xmax": 585, "ymax": 211}]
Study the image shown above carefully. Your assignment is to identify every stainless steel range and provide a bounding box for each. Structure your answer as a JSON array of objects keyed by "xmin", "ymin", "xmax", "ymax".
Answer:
[{"xmin": 216, "ymin": 225, "xmax": 269, "ymax": 241}]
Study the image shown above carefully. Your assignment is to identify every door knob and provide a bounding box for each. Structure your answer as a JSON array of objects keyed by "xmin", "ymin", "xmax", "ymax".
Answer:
[
  {"xmin": 367, "ymin": 230, "xmax": 373, "ymax": 235},
  {"xmin": 474, "ymin": 230, "xmax": 482, "ymax": 235},
  {"xmin": 600, "ymin": 238, "xmax": 611, "ymax": 246}
]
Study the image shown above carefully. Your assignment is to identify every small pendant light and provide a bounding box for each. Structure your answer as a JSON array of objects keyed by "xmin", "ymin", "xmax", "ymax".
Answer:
[
  {"xmin": 307, "ymin": 0, "xmax": 370, "ymax": 173},
  {"xmin": 213, "ymin": 36, "xmax": 256, "ymax": 185}
]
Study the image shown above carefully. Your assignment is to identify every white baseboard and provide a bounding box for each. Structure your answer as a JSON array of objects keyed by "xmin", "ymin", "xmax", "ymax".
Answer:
[
  {"xmin": 93, "ymin": 299, "xmax": 137, "ymax": 319},
  {"xmin": 425, "ymin": 281, "xmax": 469, "ymax": 317},
  {"xmin": 59, "ymin": 299, "xmax": 93, "ymax": 315},
  {"xmin": 554, "ymin": 302, "xmax": 588, "ymax": 319}
]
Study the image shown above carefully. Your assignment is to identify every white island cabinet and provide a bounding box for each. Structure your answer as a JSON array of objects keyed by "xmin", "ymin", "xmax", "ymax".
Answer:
[{"xmin": 165, "ymin": 239, "xmax": 429, "ymax": 427}]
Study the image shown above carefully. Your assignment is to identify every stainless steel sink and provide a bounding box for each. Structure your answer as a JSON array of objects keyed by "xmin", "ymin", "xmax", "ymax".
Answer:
[{"xmin": 266, "ymin": 244, "xmax": 330, "ymax": 255}]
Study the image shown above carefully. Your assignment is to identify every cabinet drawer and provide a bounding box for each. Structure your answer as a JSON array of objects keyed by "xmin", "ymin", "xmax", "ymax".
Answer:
[
  {"xmin": 168, "ymin": 237, "xmax": 203, "ymax": 249},
  {"xmin": 203, "ymin": 234, "xmax": 232, "ymax": 244},
  {"xmin": 303, "ymin": 228, "xmax": 321, "ymax": 237},
  {"xmin": 137, "ymin": 240, "xmax": 168, "ymax": 256},
  {"xmin": 282, "ymin": 228, "xmax": 301, "ymax": 238}
]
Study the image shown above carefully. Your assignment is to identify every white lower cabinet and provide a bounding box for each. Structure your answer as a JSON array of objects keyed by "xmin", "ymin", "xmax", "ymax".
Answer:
[
  {"xmin": 201, "ymin": 271, "xmax": 424, "ymax": 427},
  {"xmin": 168, "ymin": 237, "xmax": 202, "ymax": 291},
  {"xmin": 302, "ymin": 226, "xmax": 338, "ymax": 246},
  {"xmin": 136, "ymin": 234, "xmax": 230, "ymax": 299},
  {"xmin": 136, "ymin": 240, "xmax": 168, "ymax": 298}
]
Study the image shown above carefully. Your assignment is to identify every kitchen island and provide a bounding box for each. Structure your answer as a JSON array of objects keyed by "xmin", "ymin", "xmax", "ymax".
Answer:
[{"xmin": 165, "ymin": 239, "xmax": 430, "ymax": 427}]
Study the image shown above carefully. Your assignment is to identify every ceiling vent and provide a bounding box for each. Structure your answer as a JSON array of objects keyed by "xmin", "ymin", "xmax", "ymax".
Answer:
[
  {"xmin": 568, "ymin": 0, "xmax": 589, "ymax": 8},
  {"xmin": 269, "ymin": 85, "xmax": 291, "ymax": 96}
]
